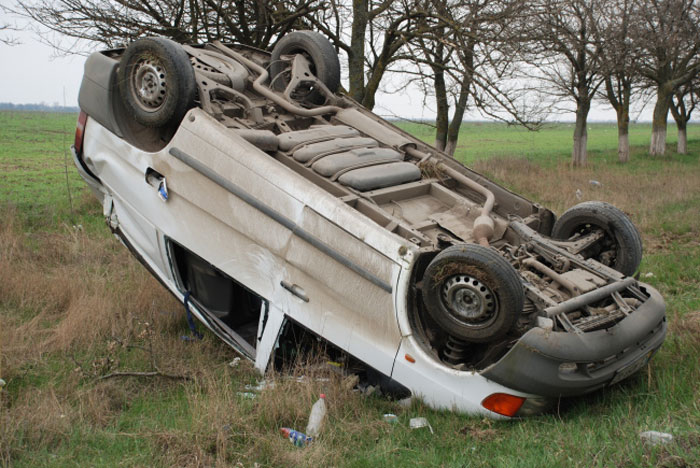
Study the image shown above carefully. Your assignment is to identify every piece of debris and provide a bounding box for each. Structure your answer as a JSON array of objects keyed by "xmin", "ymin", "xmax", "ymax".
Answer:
[
  {"xmin": 245, "ymin": 380, "xmax": 275, "ymax": 391},
  {"xmin": 589, "ymin": 179, "xmax": 603, "ymax": 187},
  {"xmin": 0, "ymin": 378, "xmax": 5, "ymax": 391},
  {"xmin": 342, "ymin": 374, "xmax": 360, "ymax": 392},
  {"xmin": 280, "ymin": 427, "xmax": 312, "ymax": 447},
  {"xmin": 409, "ymin": 417, "xmax": 434, "ymax": 434},
  {"xmin": 236, "ymin": 392, "xmax": 257, "ymax": 399},
  {"xmin": 358, "ymin": 383, "xmax": 377, "ymax": 396},
  {"xmin": 290, "ymin": 376, "xmax": 330, "ymax": 384},
  {"xmin": 383, "ymin": 413, "xmax": 398, "ymax": 423},
  {"xmin": 575, "ymin": 189, "xmax": 583, "ymax": 200},
  {"xmin": 398, "ymin": 397, "xmax": 413, "ymax": 408},
  {"xmin": 229, "ymin": 357, "xmax": 241, "ymax": 367},
  {"xmin": 644, "ymin": 272, "xmax": 655, "ymax": 278},
  {"xmin": 640, "ymin": 430, "xmax": 673, "ymax": 445}
]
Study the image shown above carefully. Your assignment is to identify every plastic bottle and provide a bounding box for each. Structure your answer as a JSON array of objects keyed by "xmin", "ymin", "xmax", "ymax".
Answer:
[
  {"xmin": 640, "ymin": 430, "xmax": 673, "ymax": 445},
  {"xmin": 280, "ymin": 427, "xmax": 312, "ymax": 447},
  {"xmin": 305, "ymin": 393, "xmax": 327, "ymax": 438}
]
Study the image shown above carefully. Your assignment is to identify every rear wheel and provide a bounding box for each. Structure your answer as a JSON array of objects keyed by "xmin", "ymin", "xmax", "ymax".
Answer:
[
  {"xmin": 422, "ymin": 245, "xmax": 524, "ymax": 343},
  {"xmin": 270, "ymin": 31, "xmax": 340, "ymax": 103},
  {"xmin": 118, "ymin": 37, "xmax": 196, "ymax": 128},
  {"xmin": 552, "ymin": 201, "xmax": 642, "ymax": 276}
]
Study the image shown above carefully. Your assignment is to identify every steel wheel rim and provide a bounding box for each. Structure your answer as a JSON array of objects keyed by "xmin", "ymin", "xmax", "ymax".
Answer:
[
  {"xmin": 131, "ymin": 57, "xmax": 167, "ymax": 112},
  {"xmin": 441, "ymin": 275, "xmax": 498, "ymax": 328}
]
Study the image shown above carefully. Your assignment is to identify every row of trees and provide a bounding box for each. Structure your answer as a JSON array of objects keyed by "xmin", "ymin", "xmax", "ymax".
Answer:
[{"xmin": 10, "ymin": 0, "xmax": 700, "ymax": 165}]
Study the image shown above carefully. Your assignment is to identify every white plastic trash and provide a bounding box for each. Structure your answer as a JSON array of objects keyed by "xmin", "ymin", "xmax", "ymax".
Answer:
[
  {"xmin": 640, "ymin": 430, "xmax": 673, "ymax": 445},
  {"xmin": 306, "ymin": 394, "xmax": 327, "ymax": 438},
  {"xmin": 409, "ymin": 417, "xmax": 434, "ymax": 434}
]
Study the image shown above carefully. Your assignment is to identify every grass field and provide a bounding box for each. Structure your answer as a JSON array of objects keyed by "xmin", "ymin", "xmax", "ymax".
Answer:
[{"xmin": 1, "ymin": 111, "xmax": 699, "ymax": 467}]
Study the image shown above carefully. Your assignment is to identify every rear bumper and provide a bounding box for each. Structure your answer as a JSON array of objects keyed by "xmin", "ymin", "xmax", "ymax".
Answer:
[
  {"xmin": 71, "ymin": 144, "xmax": 105, "ymax": 201},
  {"xmin": 481, "ymin": 283, "xmax": 666, "ymax": 397}
]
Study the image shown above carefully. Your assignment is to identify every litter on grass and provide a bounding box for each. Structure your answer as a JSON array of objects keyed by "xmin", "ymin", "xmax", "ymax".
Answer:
[
  {"xmin": 640, "ymin": 431, "xmax": 673, "ymax": 445},
  {"xmin": 383, "ymin": 413, "xmax": 398, "ymax": 423},
  {"xmin": 410, "ymin": 417, "xmax": 434, "ymax": 434}
]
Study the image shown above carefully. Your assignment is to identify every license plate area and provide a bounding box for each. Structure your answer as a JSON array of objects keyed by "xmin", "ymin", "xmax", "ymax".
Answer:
[{"xmin": 609, "ymin": 349, "xmax": 656, "ymax": 386}]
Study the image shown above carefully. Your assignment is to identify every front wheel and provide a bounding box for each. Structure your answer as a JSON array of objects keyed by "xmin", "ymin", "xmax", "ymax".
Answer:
[
  {"xmin": 552, "ymin": 201, "xmax": 643, "ymax": 277},
  {"xmin": 421, "ymin": 245, "xmax": 524, "ymax": 343}
]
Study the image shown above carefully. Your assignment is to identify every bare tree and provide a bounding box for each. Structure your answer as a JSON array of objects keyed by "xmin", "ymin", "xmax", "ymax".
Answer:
[
  {"xmin": 14, "ymin": 0, "xmax": 321, "ymax": 50},
  {"xmin": 669, "ymin": 79, "xmax": 698, "ymax": 154},
  {"xmin": 527, "ymin": 0, "xmax": 603, "ymax": 166},
  {"xmin": 0, "ymin": 24, "xmax": 19, "ymax": 45},
  {"xmin": 634, "ymin": 0, "xmax": 700, "ymax": 155},
  {"xmin": 401, "ymin": 0, "xmax": 540, "ymax": 156},
  {"xmin": 307, "ymin": 0, "xmax": 429, "ymax": 109},
  {"xmin": 1, "ymin": 5, "xmax": 21, "ymax": 45},
  {"xmin": 15, "ymin": 0, "xmax": 433, "ymax": 118},
  {"xmin": 592, "ymin": 0, "xmax": 641, "ymax": 163}
]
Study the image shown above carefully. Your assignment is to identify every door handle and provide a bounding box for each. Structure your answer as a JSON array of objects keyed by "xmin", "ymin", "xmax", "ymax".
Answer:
[
  {"xmin": 145, "ymin": 168, "xmax": 168, "ymax": 201},
  {"xmin": 280, "ymin": 281, "xmax": 309, "ymax": 302}
]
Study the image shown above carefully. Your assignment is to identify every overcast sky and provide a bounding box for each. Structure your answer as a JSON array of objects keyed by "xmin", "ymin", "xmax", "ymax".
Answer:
[{"xmin": 0, "ymin": 9, "xmax": 659, "ymax": 122}]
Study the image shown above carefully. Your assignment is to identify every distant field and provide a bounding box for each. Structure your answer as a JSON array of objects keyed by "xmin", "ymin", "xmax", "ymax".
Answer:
[
  {"xmin": 0, "ymin": 111, "xmax": 98, "ymax": 231},
  {"xmin": 395, "ymin": 120, "xmax": 700, "ymax": 165},
  {"xmin": 1, "ymin": 111, "xmax": 699, "ymax": 467}
]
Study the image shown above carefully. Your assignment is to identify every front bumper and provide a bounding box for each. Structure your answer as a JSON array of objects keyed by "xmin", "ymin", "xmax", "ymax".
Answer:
[{"xmin": 481, "ymin": 283, "xmax": 666, "ymax": 397}]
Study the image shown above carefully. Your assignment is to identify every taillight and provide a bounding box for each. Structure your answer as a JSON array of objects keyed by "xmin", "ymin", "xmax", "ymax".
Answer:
[
  {"xmin": 74, "ymin": 111, "xmax": 88, "ymax": 156},
  {"xmin": 481, "ymin": 393, "xmax": 526, "ymax": 417}
]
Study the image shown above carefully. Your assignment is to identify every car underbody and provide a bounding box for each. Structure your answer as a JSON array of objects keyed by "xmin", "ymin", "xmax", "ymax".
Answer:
[{"xmin": 73, "ymin": 33, "xmax": 667, "ymax": 417}]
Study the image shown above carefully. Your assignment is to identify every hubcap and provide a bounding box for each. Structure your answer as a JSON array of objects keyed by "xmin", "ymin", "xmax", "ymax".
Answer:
[
  {"xmin": 132, "ymin": 59, "xmax": 167, "ymax": 112},
  {"xmin": 441, "ymin": 275, "xmax": 497, "ymax": 326}
]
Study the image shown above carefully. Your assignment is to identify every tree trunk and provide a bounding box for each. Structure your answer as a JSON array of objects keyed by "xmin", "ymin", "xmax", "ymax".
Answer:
[
  {"xmin": 348, "ymin": 0, "xmax": 368, "ymax": 103},
  {"xmin": 677, "ymin": 125, "xmax": 687, "ymax": 154},
  {"xmin": 669, "ymin": 93, "xmax": 689, "ymax": 155},
  {"xmin": 616, "ymin": 107, "xmax": 630, "ymax": 163},
  {"xmin": 430, "ymin": 37, "xmax": 448, "ymax": 151},
  {"xmin": 433, "ymin": 65, "xmax": 448, "ymax": 151},
  {"xmin": 649, "ymin": 85, "xmax": 673, "ymax": 155},
  {"xmin": 444, "ymin": 77, "xmax": 470, "ymax": 156},
  {"xmin": 572, "ymin": 99, "xmax": 590, "ymax": 166},
  {"xmin": 444, "ymin": 47, "xmax": 474, "ymax": 156}
]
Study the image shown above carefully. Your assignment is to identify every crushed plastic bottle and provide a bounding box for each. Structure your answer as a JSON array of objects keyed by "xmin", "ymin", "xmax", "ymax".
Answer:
[
  {"xmin": 640, "ymin": 430, "xmax": 673, "ymax": 445},
  {"xmin": 305, "ymin": 393, "xmax": 327, "ymax": 438},
  {"xmin": 280, "ymin": 427, "xmax": 312, "ymax": 447}
]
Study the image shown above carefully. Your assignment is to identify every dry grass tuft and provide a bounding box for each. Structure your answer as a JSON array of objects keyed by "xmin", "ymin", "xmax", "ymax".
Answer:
[
  {"xmin": 0, "ymin": 206, "xmax": 183, "ymax": 374},
  {"xmin": 669, "ymin": 310, "xmax": 700, "ymax": 350},
  {"xmin": 0, "ymin": 205, "xmax": 194, "ymax": 463},
  {"xmin": 155, "ymin": 354, "xmax": 387, "ymax": 467},
  {"xmin": 0, "ymin": 388, "xmax": 76, "ymax": 462}
]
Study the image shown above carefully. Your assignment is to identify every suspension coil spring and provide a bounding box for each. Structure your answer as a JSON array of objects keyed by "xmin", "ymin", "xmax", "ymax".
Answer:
[{"xmin": 443, "ymin": 336, "xmax": 469, "ymax": 365}]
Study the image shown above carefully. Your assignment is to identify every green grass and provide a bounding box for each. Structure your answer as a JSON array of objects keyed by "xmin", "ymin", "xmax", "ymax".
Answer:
[
  {"xmin": 2, "ymin": 111, "xmax": 699, "ymax": 467},
  {"xmin": 394, "ymin": 120, "xmax": 700, "ymax": 166},
  {"xmin": 0, "ymin": 111, "xmax": 102, "ymax": 231}
]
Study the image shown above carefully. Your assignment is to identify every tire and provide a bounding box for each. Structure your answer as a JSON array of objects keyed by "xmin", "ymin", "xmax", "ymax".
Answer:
[
  {"xmin": 118, "ymin": 37, "xmax": 196, "ymax": 128},
  {"xmin": 552, "ymin": 201, "xmax": 642, "ymax": 277},
  {"xmin": 422, "ymin": 245, "xmax": 524, "ymax": 343},
  {"xmin": 270, "ymin": 31, "xmax": 340, "ymax": 103}
]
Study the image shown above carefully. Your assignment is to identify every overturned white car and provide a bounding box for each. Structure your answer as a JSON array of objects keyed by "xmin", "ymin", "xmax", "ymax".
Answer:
[{"xmin": 72, "ymin": 32, "xmax": 666, "ymax": 418}]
